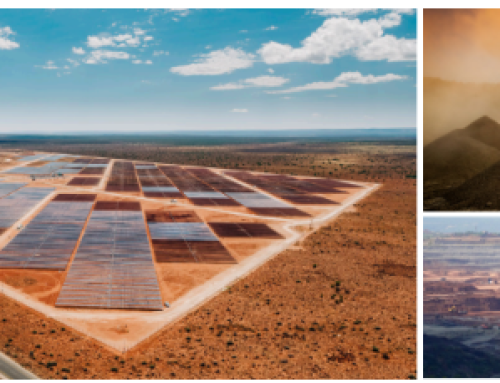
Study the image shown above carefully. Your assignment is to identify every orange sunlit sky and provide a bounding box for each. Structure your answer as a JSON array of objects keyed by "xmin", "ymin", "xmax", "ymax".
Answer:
[{"xmin": 424, "ymin": 8, "xmax": 500, "ymax": 83}]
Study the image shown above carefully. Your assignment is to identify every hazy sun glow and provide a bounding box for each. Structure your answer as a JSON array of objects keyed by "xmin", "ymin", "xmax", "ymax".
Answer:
[{"xmin": 425, "ymin": 9, "xmax": 500, "ymax": 83}]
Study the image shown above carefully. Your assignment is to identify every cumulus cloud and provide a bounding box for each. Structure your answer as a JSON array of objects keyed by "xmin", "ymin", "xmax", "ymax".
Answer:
[
  {"xmin": 0, "ymin": 26, "xmax": 20, "ymax": 50},
  {"xmin": 267, "ymin": 71, "xmax": 407, "ymax": 94},
  {"xmin": 86, "ymin": 28, "xmax": 151, "ymax": 49},
  {"xmin": 265, "ymin": 25, "xmax": 278, "ymax": 30},
  {"xmin": 170, "ymin": 47, "xmax": 255, "ymax": 76},
  {"xmin": 211, "ymin": 75, "xmax": 289, "ymax": 91},
  {"xmin": 72, "ymin": 46, "xmax": 85, "ymax": 55},
  {"xmin": 355, "ymin": 35, "xmax": 416, "ymax": 61},
  {"xmin": 258, "ymin": 11, "xmax": 416, "ymax": 64},
  {"xmin": 268, "ymin": 68, "xmax": 274, "ymax": 74},
  {"xmin": 232, "ymin": 108, "xmax": 248, "ymax": 113},
  {"xmin": 83, "ymin": 50, "xmax": 130, "ymax": 64}
]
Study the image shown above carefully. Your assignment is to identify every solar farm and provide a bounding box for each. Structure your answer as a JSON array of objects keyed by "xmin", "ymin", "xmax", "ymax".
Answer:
[{"xmin": 0, "ymin": 150, "xmax": 378, "ymax": 350}]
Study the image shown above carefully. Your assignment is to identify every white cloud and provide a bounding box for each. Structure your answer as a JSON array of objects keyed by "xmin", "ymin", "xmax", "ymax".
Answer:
[
  {"xmin": 205, "ymin": 45, "xmax": 212, "ymax": 49},
  {"xmin": 312, "ymin": 9, "xmax": 377, "ymax": 17},
  {"xmin": 153, "ymin": 50, "xmax": 169, "ymax": 56},
  {"xmin": 132, "ymin": 59, "xmax": 153, "ymax": 65},
  {"xmin": 267, "ymin": 71, "xmax": 407, "ymax": 94},
  {"xmin": 268, "ymin": 68, "xmax": 274, "ymax": 74},
  {"xmin": 133, "ymin": 27, "xmax": 146, "ymax": 35},
  {"xmin": 232, "ymin": 108, "xmax": 248, "ymax": 113},
  {"xmin": 67, "ymin": 58, "xmax": 80, "ymax": 67},
  {"xmin": 86, "ymin": 31, "xmax": 151, "ymax": 49},
  {"xmin": 211, "ymin": 83, "xmax": 246, "ymax": 91},
  {"xmin": 211, "ymin": 75, "xmax": 289, "ymax": 91},
  {"xmin": 312, "ymin": 113, "xmax": 321, "ymax": 118},
  {"xmin": 165, "ymin": 9, "xmax": 191, "ymax": 17},
  {"xmin": 38, "ymin": 60, "xmax": 58, "ymax": 70},
  {"xmin": 265, "ymin": 25, "xmax": 278, "ymax": 31},
  {"xmin": 87, "ymin": 35, "xmax": 116, "ymax": 48},
  {"xmin": 83, "ymin": 50, "xmax": 130, "ymax": 64},
  {"xmin": 245, "ymin": 75, "xmax": 289, "ymax": 87},
  {"xmin": 172, "ymin": 17, "xmax": 179, "ymax": 22},
  {"xmin": 312, "ymin": 8, "xmax": 414, "ymax": 17},
  {"xmin": 0, "ymin": 26, "xmax": 19, "ymax": 50},
  {"xmin": 355, "ymin": 35, "xmax": 416, "ymax": 61},
  {"xmin": 72, "ymin": 47, "xmax": 85, "ymax": 55},
  {"xmin": 258, "ymin": 12, "xmax": 416, "ymax": 64},
  {"xmin": 282, "ymin": 96, "xmax": 292, "ymax": 100},
  {"xmin": 171, "ymin": 47, "xmax": 255, "ymax": 76}
]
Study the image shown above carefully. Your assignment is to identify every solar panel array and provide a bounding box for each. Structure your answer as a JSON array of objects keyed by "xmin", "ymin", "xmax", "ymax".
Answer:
[
  {"xmin": 106, "ymin": 161, "xmax": 140, "ymax": 192},
  {"xmin": 4, "ymin": 161, "xmax": 70, "ymax": 175},
  {"xmin": 147, "ymin": 210, "xmax": 236, "ymax": 263},
  {"xmin": 0, "ymin": 187, "xmax": 55, "ymax": 229},
  {"xmin": 56, "ymin": 201, "xmax": 163, "ymax": 311},
  {"xmin": 208, "ymin": 222, "xmax": 284, "ymax": 239},
  {"xmin": 186, "ymin": 168, "xmax": 311, "ymax": 215},
  {"xmin": 159, "ymin": 166, "xmax": 240, "ymax": 206},
  {"xmin": 225, "ymin": 171, "xmax": 342, "ymax": 205},
  {"xmin": 135, "ymin": 163, "xmax": 183, "ymax": 198},
  {"xmin": 0, "ymin": 194, "xmax": 95, "ymax": 270},
  {"xmin": 0, "ymin": 183, "xmax": 26, "ymax": 198},
  {"xmin": 78, "ymin": 158, "xmax": 110, "ymax": 175},
  {"xmin": 18, "ymin": 154, "xmax": 47, "ymax": 162}
]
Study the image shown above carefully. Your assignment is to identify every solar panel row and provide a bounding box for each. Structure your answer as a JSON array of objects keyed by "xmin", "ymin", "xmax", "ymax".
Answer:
[
  {"xmin": 0, "ymin": 194, "xmax": 95, "ymax": 270},
  {"xmin": 0, "ymin": 183, "xmax": 27, "ymax": 198},
  {"xmin": 208, "ymin": 222, "xmax": 284, "ymax": 239},
  {"xmin": 135, "ymin": 164, "xmax": 183, "ymax": 198},
  {"xmin": 225, "ymin": 171, "xmax": 339, "ymax": 205},
  {"xmin": 146, "ymin": 210, "xmax": 236, "ymax": 264},
  {"xmin": 56, "ymin": 208, "xmax": 163, "ymax": 311},
  {"xmin": 105, "ymin": 161, "xmax": 140, "ymax": 192},
  {"xmin": 67, "ymin": 177, "xmax": 101, "ymax": 186},
  {"xmin": 159, "ymin": 166, "xmax": 242, "ymax": 206},
  {"xmin": 0, "ymin": 187, "xmax": 55, "ymax": 229}
]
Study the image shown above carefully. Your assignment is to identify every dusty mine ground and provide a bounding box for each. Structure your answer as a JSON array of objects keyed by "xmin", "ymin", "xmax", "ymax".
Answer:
[{"xmin": 0, "ymin": 140, "xmax": 416, "ymax": 379}]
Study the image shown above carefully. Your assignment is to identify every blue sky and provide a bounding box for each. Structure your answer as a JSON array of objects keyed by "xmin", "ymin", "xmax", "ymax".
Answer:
[{"xmin": 0, "ymin": 8, "xmax": 416, "ymax": 133}]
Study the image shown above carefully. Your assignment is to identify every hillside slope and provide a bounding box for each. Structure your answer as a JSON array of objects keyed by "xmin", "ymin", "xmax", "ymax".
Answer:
[{"xmin": 424, "ymin": 334, "xmax": 500, "ymax": 378}]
